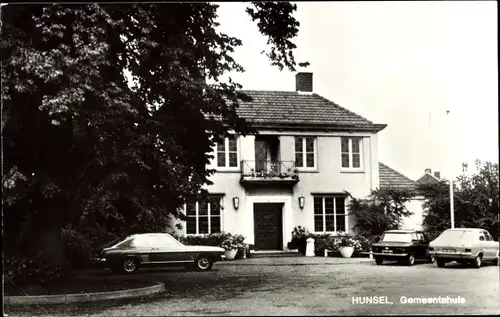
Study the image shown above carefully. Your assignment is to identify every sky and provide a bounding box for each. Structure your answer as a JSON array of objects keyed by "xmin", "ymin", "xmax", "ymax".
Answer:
[{"xmin": 215, "ymin": 1, "xmax": 498, "ymax": 181}]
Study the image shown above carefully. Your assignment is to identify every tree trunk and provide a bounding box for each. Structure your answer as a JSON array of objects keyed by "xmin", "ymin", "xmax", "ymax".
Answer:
[{"xmin": 35, "ymin": 225, "xmax": 70, "ymax": 269}]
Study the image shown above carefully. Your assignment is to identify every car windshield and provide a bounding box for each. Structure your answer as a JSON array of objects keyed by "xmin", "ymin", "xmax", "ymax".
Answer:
[
  {"xmin": 436, "ymin": 230, "xmax": 474, "ymax": 242},
  {"xmin": 381, "ymin": 232, "xmax": 412, "ymax": 243}
]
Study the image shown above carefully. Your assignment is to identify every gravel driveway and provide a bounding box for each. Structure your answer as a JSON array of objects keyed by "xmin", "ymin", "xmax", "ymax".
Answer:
[{"xmin": 5, "ymin": 257, "xmax": 500, "ymax": 316}]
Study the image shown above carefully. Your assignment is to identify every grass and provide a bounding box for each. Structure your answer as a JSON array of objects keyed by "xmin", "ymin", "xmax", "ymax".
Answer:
[{"xmin": 4, "ymin": 276, "xmax": 155, "ymax": 296}]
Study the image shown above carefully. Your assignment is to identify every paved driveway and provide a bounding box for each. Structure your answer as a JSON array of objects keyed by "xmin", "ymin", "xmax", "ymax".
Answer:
[{"xmin": 5, "ymin": 257, "xmax": 500, "ymax": 316}]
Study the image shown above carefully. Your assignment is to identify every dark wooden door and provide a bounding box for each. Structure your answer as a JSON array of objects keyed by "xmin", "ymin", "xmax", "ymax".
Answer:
[{"xmin": 253, "ymin": 203, "xmax": 283, "ymax": 250}]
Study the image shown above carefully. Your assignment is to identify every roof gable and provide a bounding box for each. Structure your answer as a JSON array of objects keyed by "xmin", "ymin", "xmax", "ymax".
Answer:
[
  {"xmin": 416, "ymin": 173, "xmax": 441, "ymax": 185},
  {"xmin": 379, "ymin": 162, "xmax": 418, "ymax": 192},
  {"xmin": 235, "ymin": 90, "xmax": 386, "ymax": 132}
]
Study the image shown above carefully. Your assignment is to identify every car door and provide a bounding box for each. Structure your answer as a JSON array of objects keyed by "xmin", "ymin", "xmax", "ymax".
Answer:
[
  {"xmin": 482, "ymin": 230, "xmax": 496, "ymax": 259},
  {"xmin": 477, "ymin": 232, "xmax": 490, "ymax": 259},
  {"xmin": 409, "ymin": 232, "xmax": 420, "ymax": 257},
  {"xmin": 149, "ymin": 233, "xmax": 187, "ymax": 263},
  {"xmin": 417, "ymin": 232, "xmax": 429, "ymax": 259}
]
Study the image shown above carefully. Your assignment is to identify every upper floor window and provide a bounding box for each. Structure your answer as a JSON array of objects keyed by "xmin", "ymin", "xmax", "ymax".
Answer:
[
  {"xmin": 185, "ymin": 196, "xmax": 222, "ymax": 235},
  {"xmin": 216, "ymin": 135, "xmax": 238, "ymax": 168},
  {"xmin": 314, "ymin": 196, "xmax": 347, "ymax": 233},
  {"xmin": 341, "ymin": 137, "xmax": 363, "ymax": 169},
  {"xmin": 295, "ymin": 136, "xmax": 316, "ymax": 169}
]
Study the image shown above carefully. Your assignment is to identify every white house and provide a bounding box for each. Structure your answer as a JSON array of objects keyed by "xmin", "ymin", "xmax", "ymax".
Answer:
[{"xmin": 171, "ymin": 72, "xmax": 421, "ymax": 250}]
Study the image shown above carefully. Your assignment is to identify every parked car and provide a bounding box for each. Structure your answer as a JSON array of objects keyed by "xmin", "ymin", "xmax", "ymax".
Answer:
[
  {"xmin": 371, "ymin": 229, "xmax": 434, "ymax": 266},
  {"xmin": 97, "ymin": 233, "xmax": 225, "ymax": 273},
  {"xmin": 429, "ymin": 228, "xmax": 500, "ymax": 268}
]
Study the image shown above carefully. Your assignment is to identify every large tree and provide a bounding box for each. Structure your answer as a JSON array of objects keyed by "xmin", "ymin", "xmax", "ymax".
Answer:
[
  {"xmin": 1, "ymin": 3, "xmax": 308, "ymax": 269},
  {"xmin": 421, "ymin": 160, "xmax": 500, "ymax": 240},
  {"xmin": 347, "ymin": 188, "xmax": 415, "ymax": 238}
]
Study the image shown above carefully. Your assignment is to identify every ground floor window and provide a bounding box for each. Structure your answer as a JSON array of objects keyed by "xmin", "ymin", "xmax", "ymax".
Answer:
[
  {"xmin": 185, "ymin": 196, "xmax": 222, "ymax": 234},
  {"xmin": 313, "ymin": 196, "xmax": 347, "ymax": 233}
]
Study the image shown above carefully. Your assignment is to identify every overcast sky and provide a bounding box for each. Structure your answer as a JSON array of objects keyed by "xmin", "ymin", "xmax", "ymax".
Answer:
[{"xmin": 215, "ymin": 1, "xmax": 498, "ymax": 181}]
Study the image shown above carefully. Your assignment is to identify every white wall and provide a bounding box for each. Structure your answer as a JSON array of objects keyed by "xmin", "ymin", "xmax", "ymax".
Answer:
[{"xmin": 401, "ymin": 196, "xmax": 425, "ymax": 230}]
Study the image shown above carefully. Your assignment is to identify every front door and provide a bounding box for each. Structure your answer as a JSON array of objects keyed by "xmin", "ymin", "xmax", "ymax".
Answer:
[{"xmin": 253, "ymin": 203, "xmax": 283, "ymax": 250}]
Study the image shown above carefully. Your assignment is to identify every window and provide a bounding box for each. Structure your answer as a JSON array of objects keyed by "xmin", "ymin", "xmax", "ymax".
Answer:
[
  {"xmin": 381, "ymin": 233, "xmax": 412, "ymax": 243},
  {"xmin": 313, "ymin": 196, "xmax": 347, "ymax": 233},
  {"xmin": 186, "ymin": 196, "xmax": 222, "ymax": 234},
  {"xmin": 341, "ymin": 137, "xmax": 363, "ymax": 169},
  {"xmin": 481, "ymin": 231, "xmax": 492, "ymax": 241},
  {"xmin": 295, "ymin": 136, "xmax": 316, "ymax": 168},
  {"xmin": 215, "ymin": 135, "xmax": 238, "ymax": 168},
  {"xmin": 416, "ymin": 233, "xmax": 424, "ymax": 241},
  {"xmin": 149, "ymin": 234, "xmax": 183, "ymax": 247},
  {"xmin": 131, "ymin": 235, "xmax": 152, "ymax": 248}
]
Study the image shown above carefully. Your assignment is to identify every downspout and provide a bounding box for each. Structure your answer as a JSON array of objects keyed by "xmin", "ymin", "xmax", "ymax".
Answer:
[{"xmin": 369, "ymin": 136, "xmax": 373, "ymax": 191}]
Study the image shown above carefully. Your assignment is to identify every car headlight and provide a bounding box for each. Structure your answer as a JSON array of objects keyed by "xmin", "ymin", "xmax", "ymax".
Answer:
[{"xmin": 428, "ymin": 247, "xmax": 434, "ymax": 251}]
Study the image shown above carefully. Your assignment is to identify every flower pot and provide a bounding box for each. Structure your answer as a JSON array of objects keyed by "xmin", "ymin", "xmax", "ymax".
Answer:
[
  {"xmin": 339, "ymin": 246, "xmax": 354, "ymax": 258},
  {"xmin": 224, "ymin": 249, "xmax": 238, "ymax": 260}
]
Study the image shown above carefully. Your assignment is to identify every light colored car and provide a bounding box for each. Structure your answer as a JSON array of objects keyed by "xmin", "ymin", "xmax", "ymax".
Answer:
[
  {"xmin": 97, "ymin": 233, "xmax": 225, "ymax": 273},
  {"xmin": 429, "ymin": 228, "xmax": 499, "ymax": 268}
]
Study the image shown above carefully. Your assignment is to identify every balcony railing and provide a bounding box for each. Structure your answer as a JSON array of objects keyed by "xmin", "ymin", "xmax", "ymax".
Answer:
[{"xmin": 240, "ymin": 160, "xmax": 299, "ymax": 185}]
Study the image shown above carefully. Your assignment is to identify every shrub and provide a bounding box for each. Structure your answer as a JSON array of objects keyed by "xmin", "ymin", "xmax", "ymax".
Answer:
[
  {"xmin": 352, "ymin": 234, "xmax": 372, "ymax": 253},
  {"xmin": 4, "ymin": 253, "xmax": 68, "ymax": 288},
  {"xmin": 62, "ymin": 227, "xmax": 118, "ymax": 269},
  {"xmin": 311, "ymin": 233, "xmax": 336, "ymax": 254},
  {"xmin": 61, "ymin": 229, "xmax": 95, "ymax": 269},
  {"xmin": 181, "ymin": 232, "xmax": 250, "ymax": 253}
]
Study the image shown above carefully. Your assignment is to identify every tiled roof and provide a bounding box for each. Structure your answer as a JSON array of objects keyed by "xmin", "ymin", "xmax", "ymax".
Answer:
[
  {"xmin": 416, "ymin": 173, "xmax": 441, "ymax": 185},
  {"xmin": 379, "ymin": 162, "xmax": 419, "ymax": 191},
  {"xmin": 235, "ymin": 90, "xmax": 386, "ymax": 132}
]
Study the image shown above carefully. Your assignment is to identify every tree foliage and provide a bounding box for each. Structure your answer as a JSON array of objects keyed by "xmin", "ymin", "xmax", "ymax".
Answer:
[
  {"xmin": 422, "ymin": 160, "xmax": 499, "ymax": 240},
  {"xmin": 1, "ymin": 2, "xmax": 307, "ymax": 271},
  {"xmin": 347, "ymin": 188, "xmax": 415, "ymax": 238}
]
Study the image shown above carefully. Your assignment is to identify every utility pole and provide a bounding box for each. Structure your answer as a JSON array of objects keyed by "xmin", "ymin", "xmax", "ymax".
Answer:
[{"xmin": 447, "ymin": 110, "xmax": 454, "ymax": 228}]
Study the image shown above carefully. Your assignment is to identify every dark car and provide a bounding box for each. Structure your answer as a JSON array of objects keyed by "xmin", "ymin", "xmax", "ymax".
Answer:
[
  {"xmin": 96, "ymin": 233, "xmax": 225, "ymax": 273},
  {"xmin": 371, "ymin": 229, "xmax": 434, "ymax": 266}
]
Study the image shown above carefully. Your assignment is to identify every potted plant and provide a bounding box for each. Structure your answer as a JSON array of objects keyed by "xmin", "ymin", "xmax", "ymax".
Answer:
[
  {"xmin": 221, "ymin": 234, "xmax": 245, "ymax": 260},
  {"xmin": 335, "ymin": 234, "xmax": 361, "ymax": 258},
  {"xmin": 289, "ymin": 226, "xmax": 310, "ymax": 255}
]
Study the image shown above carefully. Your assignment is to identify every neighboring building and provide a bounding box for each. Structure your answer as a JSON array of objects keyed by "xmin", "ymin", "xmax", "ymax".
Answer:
[
  {"xmin": 171, "ymin": 72, "xmax": 420, "ymax": 250},
  {"xmin": 417, "ymin": 168, "xmax": 442, "ymax": 186},
  {"xmin": 379, "ymin": 163, "xmax": 423, "ymax": 230}
]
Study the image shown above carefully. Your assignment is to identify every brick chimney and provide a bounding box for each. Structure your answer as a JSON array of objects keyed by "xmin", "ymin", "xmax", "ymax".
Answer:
[
  {"xmin": 425, "ymin": 168, "xmax": 431, "ymax": 174},
  {"xmin": 434, "ymin": 171, "xmax": 440, "ymax": 179},
  {"xmin": 296, "ymin": 72, "xmax": 313, "ymax": 93}
]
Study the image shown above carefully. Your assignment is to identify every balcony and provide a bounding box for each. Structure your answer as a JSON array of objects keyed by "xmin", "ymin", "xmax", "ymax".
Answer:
[{"xmin": 240, "ymin": 160, "xmax": 299, "ymax": 186}]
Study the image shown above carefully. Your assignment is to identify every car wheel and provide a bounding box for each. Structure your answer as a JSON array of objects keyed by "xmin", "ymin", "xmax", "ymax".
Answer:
[
  {"xmin": 375, "ymin": 256, "xmax": 383, "ymax": 265},
  {"xmin": 436, "ymin": 259, "xmax": 446, "ymax": 268},
  {"xmin": 472, "ymin": 255, "xmax": 482, "ymax": 269},
  {"xmin": 195, "ymin": 255, "xmax": 213, "ymax": 271},
  {"xmin": 122, "ymin": 258, "xmax": 139, "ymax": 274},
  {"xmin": 406, "ymin": 253, "xmax": 415, "ymax": 266},
  {"xmin": 494, "ymin": 253, "xmax": 499, "ymax": 266}
]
